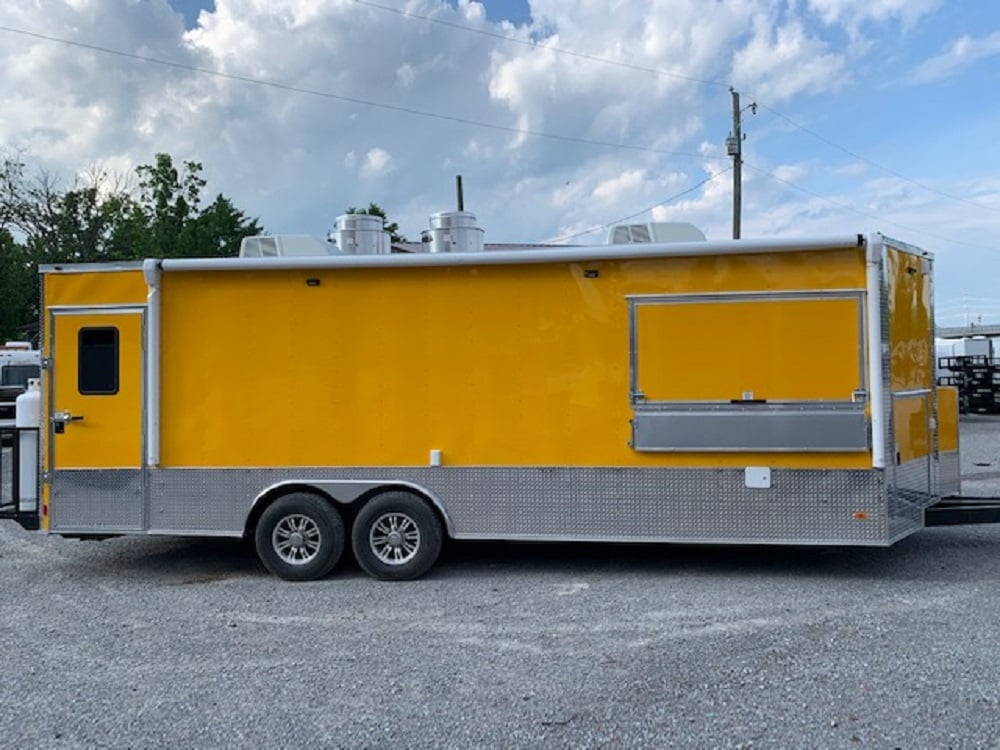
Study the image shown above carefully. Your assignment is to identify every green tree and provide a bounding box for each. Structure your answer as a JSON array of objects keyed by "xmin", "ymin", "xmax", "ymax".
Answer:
[
  {"xmin": 133, "ymin": 153, "xmax": 203, "ymax": 257},
  {"xmin": 0, "ymin": 151, "xmax": 264, "ymax": 337},
  {"xmin": 0, "ymin": 229, "xmax": 36, "ymax": 340},
  {"xmin": 125, "ymin": 154, "xmax": 261, "ymax": 258},
  {"xmin": 184, "ymin": 194, "xmax": 263, "ymax": 258},
  {"xmin": 345, "ymin": 202, "xmax": 405, "ymax": 243}
]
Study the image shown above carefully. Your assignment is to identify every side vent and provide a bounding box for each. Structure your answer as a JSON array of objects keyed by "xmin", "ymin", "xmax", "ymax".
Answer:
[
  {"xmin": 607, "ymin": 222, "xmax": 706, "ymax": 245},
  {"xmin": 239, "ymin": 235, "xmax": 334, "ymax": 258}
]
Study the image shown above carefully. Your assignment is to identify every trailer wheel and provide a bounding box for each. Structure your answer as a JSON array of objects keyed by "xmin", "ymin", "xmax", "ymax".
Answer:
[
  {"xmin": 352, "ymin": 492, "xmax": 443, "ymax": 581},
  {"xmin": 255, "ymin": 493, "xmax": 346, "ymax": 581}
]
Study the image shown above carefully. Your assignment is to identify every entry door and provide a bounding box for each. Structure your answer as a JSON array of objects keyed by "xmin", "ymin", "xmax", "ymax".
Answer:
[{"xmin": 49, "ymin": 307, "xmax": 145, "ymax": 531}]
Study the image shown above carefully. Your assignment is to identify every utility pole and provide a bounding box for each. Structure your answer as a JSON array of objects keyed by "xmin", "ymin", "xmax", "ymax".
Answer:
[{"xmin": 726, "ymin": 87, "xmax": 755, "ymax": 239}]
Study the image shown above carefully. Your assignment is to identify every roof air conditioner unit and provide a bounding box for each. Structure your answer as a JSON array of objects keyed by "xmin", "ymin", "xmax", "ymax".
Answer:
[{"xmin": 607, "ymin": 222, "xmax": 706, "ymax": 245}]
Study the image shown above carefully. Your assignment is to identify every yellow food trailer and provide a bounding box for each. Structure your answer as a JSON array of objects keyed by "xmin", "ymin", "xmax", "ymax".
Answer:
[{"xmin": 0, "ymin": 231, "xmax": 978, "ymax": 580}]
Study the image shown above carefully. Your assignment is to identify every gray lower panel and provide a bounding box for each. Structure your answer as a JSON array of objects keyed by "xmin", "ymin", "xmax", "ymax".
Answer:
[
  {"xmin": 887, "ymin": 457, "xmax": 936, "ymax": 543},
  {"xmin": 50, "ymin": 469, "xmax": 144, "ymax": 532},
  {"xmin": 144, "ymin": 465, "xmax": 896, "ymax": 546},
  {"xmin": 632, "ymin": 409, "xmax": 870, "ymax": 451},
  {"xmin": 938, "ymin": 451, "xmax": 961, "ymax": 497}
]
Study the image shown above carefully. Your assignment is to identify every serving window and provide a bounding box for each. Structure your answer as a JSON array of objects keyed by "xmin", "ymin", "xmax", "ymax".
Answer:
[{"xmin": 628, "ymin": 291, "xmax": 869, "ymax": 452}]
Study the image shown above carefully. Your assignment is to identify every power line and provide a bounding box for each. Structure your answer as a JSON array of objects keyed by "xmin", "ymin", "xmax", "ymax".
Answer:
[
  {"xmin": 356, "ymin": 2, "xmax": 997, "ymax": 217},
  {"xmin": 753, "ymin": 102, "xmax": 1000, "ymax": 215},
  {"xmin": 0, "ymin": 24, "xmax": 724, "ymax": 163},
  {"xmin": 744, "ymin": 162, "xmax": 1000, "ymax": 253},
  {"xmin": 543, "ymin": 166, "xmax": 732, "ymax": 244},
  {"xmin": 353, "ymin": 0, "xmax": 729, "ymax": 89},
  {"xmin": 5, "ymin": 15, "xmax": 996, "ymax": 243}
]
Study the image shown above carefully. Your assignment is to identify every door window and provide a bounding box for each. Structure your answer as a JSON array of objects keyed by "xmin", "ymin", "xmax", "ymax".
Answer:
[{"xmin": 78, "ymin": 327, "xmax": 119, "ymax": 395}]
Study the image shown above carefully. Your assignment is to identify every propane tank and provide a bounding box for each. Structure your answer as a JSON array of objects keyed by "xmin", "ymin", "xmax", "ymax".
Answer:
[{"xmin": 15, "ymin": 378, "xmax": 40, "ymax": 513}]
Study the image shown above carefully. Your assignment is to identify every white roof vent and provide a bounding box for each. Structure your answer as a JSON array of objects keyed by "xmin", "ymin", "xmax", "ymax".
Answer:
[
  {"xmin": 420, "ymin": 211, "xmax": 484, "ymax": 253},
  {"xmin": 330, "ymin": 213, "xmax": 391, "ymax": 255},
  {"xmin": 239, "ymin": 235, "xmax": 334, "ymax": 258},
  {"xmin": 608, "ymin": 222, "xmax": 706, "ymax": 245}
]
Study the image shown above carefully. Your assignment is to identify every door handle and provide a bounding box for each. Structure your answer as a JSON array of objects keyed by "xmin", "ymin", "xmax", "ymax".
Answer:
[{"xmin": 52, "ymin": 410, "xmax": 84, "ymax": 434}]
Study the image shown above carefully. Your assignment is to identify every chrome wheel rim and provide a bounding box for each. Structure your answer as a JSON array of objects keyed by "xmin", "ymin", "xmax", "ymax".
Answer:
[
  {"xmin": 369, "ymin": 512, "xmax": 421, "ymax": 565},
  {"xmin": 272, "ymin": 513, "xmax": 322, "ymax": 566}
]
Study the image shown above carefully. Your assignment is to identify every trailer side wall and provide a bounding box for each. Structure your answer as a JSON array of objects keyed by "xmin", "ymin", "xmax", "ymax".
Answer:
[
  {"xmin": 157, "ymin": 247, "xmax": 871, "ymax": 469},
  {"xmin": 884, "ymin": 241, "xmax": 937, "ymax": 539}
]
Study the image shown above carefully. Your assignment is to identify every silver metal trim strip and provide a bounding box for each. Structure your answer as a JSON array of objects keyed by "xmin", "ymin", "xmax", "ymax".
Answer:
[
  {"xmin": 628, "ymin": 299, "xmax": 640, "ymax": 400},
  {"xmin": 866, "ymin": 234, "xmax": 886, "ymax": 469},
  {"xmin": 892, "ymin": 388, "xmax": 933, "ymax": 399},
  {"xmin": 879, "ymin": 234, "xmax": 933, "ymax": 260},
  {"xmin": 48, "ymin": 305, "xmax": 146, "ymax": 315},
  {"xmin": 627, "ymin": 288, "xmax": 868, "ymax": 409},
  {"xmin": 143, "ymin": 260, "xmax": 161, "ymax": 468},
  {"xmin": 47, "ymin": 309, "xmax": 147, "ymax": 531},
  {"xmin": 450, "ymin": 532, "xmax": 891, "ymax": 547},
  {"xmin": 157, "ymin": 236, "xmax": 864, "ymax": 272},
  {"xmin": 39, "ymin": 262, "xmax": 145, "ymax": 274},
  {"xmin": 634, "ymin": 401, "xmax": 867, "ymax": 411},
  {"xmin": 625, "ymin": 289, "xmax": 866, "ymax": 303},
  {"xmin": 632, "ymin": 408, "xmax": 870, "ymax": 452},
  {"xmin": 250, "ymin": 479, "xmax": 455, "ymax": 536}
]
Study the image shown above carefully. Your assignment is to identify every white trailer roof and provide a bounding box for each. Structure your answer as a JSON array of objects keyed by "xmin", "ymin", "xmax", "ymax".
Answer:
[{"xmin": 152, "ymin": 235, "xmax": 866, "ymax": 273}]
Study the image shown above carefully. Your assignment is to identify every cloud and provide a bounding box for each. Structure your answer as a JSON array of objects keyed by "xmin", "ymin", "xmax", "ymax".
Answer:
[
  {"xmin": 831, "ymin": 162, "xmax": 867, "ymax": 177},
  {"xmin": 0, "ymin": 0, "xmax": 997, "ymax": 312},
  {"xmin": 731, "ymin": 18, "xmax": 847, "ymax": 101},
  {"xmin": 396, "ymin": 63, "xmax": 417, "ymax": 88},
  {"xmin": 773, "ymin": 163, "xmax": 809, "ymax": 183},
  {"xmin": 908, "ymin": 31, "xmax": 1000, "ymax": 84},
  {"xmin": 807, "ymin": 0, "xmax": 941, "ymax": 31},
  {"xmin": 361, "ymin": 147, "xmax": 394, "ymax": 178},
  {"xmin": 592, "ymin": 169, "xmax": 647, "ymax": 203}
]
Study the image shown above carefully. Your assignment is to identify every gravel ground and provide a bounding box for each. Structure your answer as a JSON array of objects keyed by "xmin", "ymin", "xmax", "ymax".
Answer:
[{"xmin": 2, "ymin": 420, "xmax": 1000, "ymax": 748}]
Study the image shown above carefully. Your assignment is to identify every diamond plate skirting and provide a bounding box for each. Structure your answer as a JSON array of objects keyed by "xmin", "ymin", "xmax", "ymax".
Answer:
[
  {"xmin": 51, "ymin": 469, "xmax": 144, "ymax": 532},
  {"xmin": 50, "ymin": 465, "xmax": 915, "ymax": 546}
]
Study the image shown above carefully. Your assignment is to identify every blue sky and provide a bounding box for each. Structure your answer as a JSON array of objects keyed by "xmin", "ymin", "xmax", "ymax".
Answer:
[
  {"xmin": 169, "ymin": 0, "xmax": 211, "ymax": 28},
  {"xmin": 169, "ymin": 0, "xmax": 533, "ymax": 28},
  {"xmin": 2, "ymin": 1, "xmax": 999, "ymax": 321}
]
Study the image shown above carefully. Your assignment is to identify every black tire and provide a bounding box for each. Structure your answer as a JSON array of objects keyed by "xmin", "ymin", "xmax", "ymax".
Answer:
[
  {"xmin": 255, "ymin": 492, "xmax": 346, "ymax": 581},
  {"xmin": 352, "ymin": 492, "xmax": 443, "ymax": 581}
]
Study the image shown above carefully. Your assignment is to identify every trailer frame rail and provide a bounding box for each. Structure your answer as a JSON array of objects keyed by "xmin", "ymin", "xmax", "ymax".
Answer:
[{"xmin": 925, "ymin": 495, "xmax": 1000, "ymax": 527}]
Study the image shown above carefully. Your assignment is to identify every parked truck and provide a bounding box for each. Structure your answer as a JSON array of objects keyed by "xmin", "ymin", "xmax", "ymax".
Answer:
[
  {"xmin": 0, "ymin": 342, "xmax": 41, "ymax": 434},
  {"xmin": 2, "ymin": 224, "xmax": 997, "ymax": 580}
]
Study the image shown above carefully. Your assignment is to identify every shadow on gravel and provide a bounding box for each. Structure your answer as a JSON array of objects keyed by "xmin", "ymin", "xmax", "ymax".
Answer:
[
  {"xmin": 434, "ymin": 527, "xmax": 1000, "ymax": 585},
  {"xmin": 50, "ymin": 536, "xmax": 263, "ymax": 584},
  {"xmin": 39, "ymin": 525, "xmax": 1000, "ymax": 585}
]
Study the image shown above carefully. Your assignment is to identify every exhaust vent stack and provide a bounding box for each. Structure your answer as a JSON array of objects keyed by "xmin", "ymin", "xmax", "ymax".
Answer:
[
  {"xmin": 331, "ymin": 213, "xmax": 391, "ymax": 255},
  {"xmin": 420, "ymin": 210, "xmax": 485, "ymax": 253}
]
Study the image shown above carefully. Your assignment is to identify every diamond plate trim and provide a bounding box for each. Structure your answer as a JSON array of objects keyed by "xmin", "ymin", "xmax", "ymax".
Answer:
[
  {"xmin": 141, "ymin": 466, "xmax": 895, "ymax": 546},
  {"xmin": 50, "ymin": 469, "xmax": 144, "ymax": 532}
]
